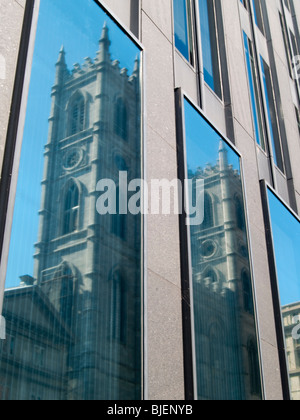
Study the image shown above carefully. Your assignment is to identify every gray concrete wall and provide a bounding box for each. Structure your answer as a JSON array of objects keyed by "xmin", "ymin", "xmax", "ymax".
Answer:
[{"xmin": 140, "ymin": 0, "xmax": 185, "ymax": 400}]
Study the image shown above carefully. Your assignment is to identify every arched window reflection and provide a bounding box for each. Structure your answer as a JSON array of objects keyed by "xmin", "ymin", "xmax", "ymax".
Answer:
[
  {"xmin": 111, "ymin": 186, "xmax": 126, "ymax": 240},
  {"xmin": 247, "ymin": 339, "xmax": 261, "ymax": 396},
  {"xmin": 62, "ymin": 181, "xmax": 79, "ymax": 235},
  {"xmin": 242, "ymin": 271, "xmax": 253, "ymax": 314},
  {"xmin": 235, "ymin": 195, "xmax": 245, "ymax": 231},
  {"xmin": 53, "ymin": 263, "xmax": 75, "ymax": 327},
  {"xmin": 111, "ymin": 271, "xmax": 127, "ymax": 344},
  {"xmin": 114, "ymin": 98, "xmax": 128, "ymax": 140},
  {"xmin": 204, "ymin": 267, "xmax": 218, "ymax": 284},
  {"xmin": 69, "ymin": 94, "xmax": 85, "ymax": 136},
  {"xmin": 202, "ymin": 193, "xmax": 214, "ymax": 229}
]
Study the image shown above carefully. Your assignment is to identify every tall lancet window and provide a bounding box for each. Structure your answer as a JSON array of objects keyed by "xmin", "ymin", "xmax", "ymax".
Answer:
[
  {"xmin": 235, "ymin": 195, "xmax": 245, "ymax": 231},
  {"xmin": 202, "ymin": 193, "xmax": 214, "ymax": 229},
  {"xmin": 112, "ymin": 186, "xmax": 127, "ymax": 240},
  {"xmin": 111, "ymin": 271, "xmax": 127, "ymax": 344},
  {"xmin": 114, "ymin": 98, "xmax": 128, "ymax": 140},
  {"xmin": 0, "ymin": 0, "xmax": 143, "ymax": 401},
  {"xmin": 62, "ymin": 181, "xmax": 79, "ymax": 235},
  {"xmin": 70, "ymin": 95, "xmax": 85, "ymax": 136},
  {"xmin": 55, "ymin": 263, "xmax": 74, "ymax": 327}
]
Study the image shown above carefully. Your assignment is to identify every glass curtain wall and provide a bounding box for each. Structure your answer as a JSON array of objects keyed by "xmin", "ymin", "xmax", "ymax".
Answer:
[{"xmin": 0, "ymin": 0, "xmax": 143, "ymax": 401}]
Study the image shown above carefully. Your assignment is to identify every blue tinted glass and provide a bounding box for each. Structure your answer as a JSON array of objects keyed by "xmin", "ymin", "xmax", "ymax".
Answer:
[
  {"xmin": 199, "ymin": 0, "xmax": 215, "ymax": 90},
  {"xmin": 174, "ymin": 0, "xmax": 190, "ymax": 62},
  {"xmin": 267, "ymin": 189, "xmax": 300, "ymax": 400},
  {"xmin": 268, "ymin": 190, "xmax": 300, "ymax": 305},
  {"xmin": 184, "ymin": 98, "xmax": 262, "ymax": 400},
  {"xmin": 0, "ymin": 0, "xmax": 142, "ymax": 400},
  {"xmin": 244, "ymin": 33, "xmax": 261, "ymax": 146},
  {"xmin": 198, "ymin": 0, "xmax": 221, "ymax": 97}
]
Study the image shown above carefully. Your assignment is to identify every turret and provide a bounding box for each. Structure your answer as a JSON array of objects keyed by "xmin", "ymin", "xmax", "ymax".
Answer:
[
  {"xmin": 96, "ymin": 22, "xmax": 111, "ymax": 64},
  {"xmin": 54, "ymin": 45, "xmax": 68, "ymax": 87},
  {"xmin": 219, "ymin": 140, "xmax": 229, "ymax": 172}
]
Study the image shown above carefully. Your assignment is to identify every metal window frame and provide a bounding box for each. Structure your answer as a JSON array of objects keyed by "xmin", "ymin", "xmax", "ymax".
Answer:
[
  {"xmin": 0, "ymin": 0, "xmax": 146, "ymax": 401},
  {"xmin": 175, "ymin": 87, "xmax": 265, "ymax": 400},
  {"xmin": 260, "ymin": 179, "xmax": 300, "ymax": 401}
]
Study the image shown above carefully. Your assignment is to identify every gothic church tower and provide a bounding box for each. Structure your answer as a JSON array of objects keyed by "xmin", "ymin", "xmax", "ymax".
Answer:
[{"xmin": 33, "ymin": 24, "xmax": 141, "ymax": 400}]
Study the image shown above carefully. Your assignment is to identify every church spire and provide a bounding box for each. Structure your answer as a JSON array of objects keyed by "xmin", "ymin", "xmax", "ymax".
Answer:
[
  {"xmin": 219, "ymin": 140, "xmax": 229, "ymax": 172},
  {"xmin": 96, "ymin": 22, "xmax": 111, "ymax": 63},
  {"xmin": 57, "ymin": 45, "xmax": 66, "ymax": 64},
  {"xmin": 100, "ymin": 22, "xmax": 110, "ymax": 46},
  {"xmin": 54, "ymin": 45, "xmax": 67, "ymax": 86}
]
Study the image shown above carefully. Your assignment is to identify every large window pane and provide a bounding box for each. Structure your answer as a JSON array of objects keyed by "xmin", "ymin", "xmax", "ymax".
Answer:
[
  {"xmin": 265, "ymin": 187, "xmax": 300, "ymax": 400},
  {"xmin": 182, "ymin": 98, "xmax": 262, "ymax": 400},
  {"xmin": 0, "ymin": 0, "xmax": 142, "ymax": 400}
]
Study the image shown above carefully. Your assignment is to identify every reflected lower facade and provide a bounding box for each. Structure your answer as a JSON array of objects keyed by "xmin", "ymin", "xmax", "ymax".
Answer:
[
  {"xmin": 0, "ymin": 10, "xmax": 142, "ymax": 401},
  {"xmin": 184, "ymin": 99, "xmax": 262, "ymax": 400},
  {"xmin": 282, "ymin": 303, "xmax": 300, "ymax": 401}
]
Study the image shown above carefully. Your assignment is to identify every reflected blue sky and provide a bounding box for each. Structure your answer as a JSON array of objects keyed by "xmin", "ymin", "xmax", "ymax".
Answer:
[
  {"xmin": 268, "ymin": 189, "xmax": 300, "ymax": 307},
  {"xmin": 5, "ymin": 0, "xmax": 140, "ymax": 289},
  {"xmin": 184, "ymin": 99, "xmax": 240, "ymax": 174}
]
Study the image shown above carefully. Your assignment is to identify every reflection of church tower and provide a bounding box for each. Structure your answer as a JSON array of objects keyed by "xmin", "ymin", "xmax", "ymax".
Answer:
[
  {"xmin": 33, "ymin": 24, "xmax": 141, "ymax": 400},
  {"xmin": 191, "ymin": 143, "xmax": 261, "ymax": 400}
]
